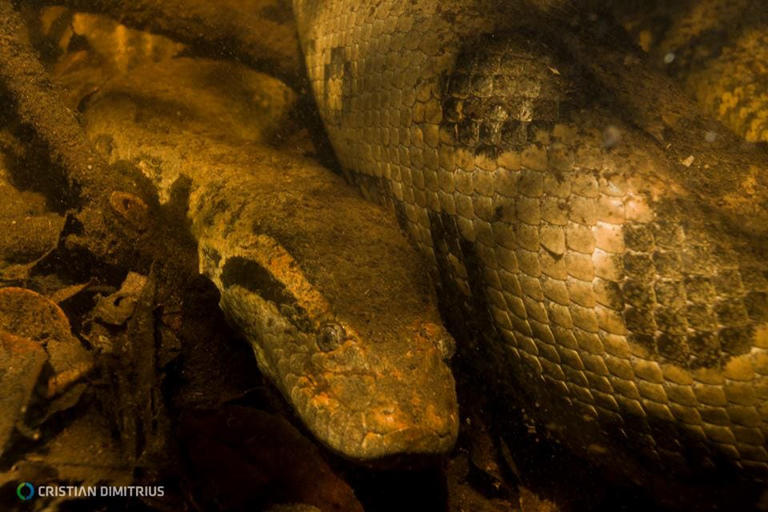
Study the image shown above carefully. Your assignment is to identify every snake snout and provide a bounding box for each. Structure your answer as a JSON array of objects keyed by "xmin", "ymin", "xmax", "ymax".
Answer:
[
  {"xmin": 296, "ymin": 335, "xmax": 458, "ymax": 460},
  {"xmin": 358, "ymin": 351, "xmax": 459, "ymax": 458},
  {"xmin": 361, "ymin": 401, "xmax": 458, "ymax": 456},
  {"xmin": 419, "ymin": 321, "xmax": 456, "ymax": 360}
]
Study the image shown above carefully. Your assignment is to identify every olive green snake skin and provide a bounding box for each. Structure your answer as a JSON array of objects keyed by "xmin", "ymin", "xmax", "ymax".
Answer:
[
  {"xmin": 611, "ymin": 0, "xmax": 768, "ymax": 143},
  {"xmin": 74, "ymin": 58, "xmax": 458, "ymax": 460},
  {"xmin": 293, "ymin": 0, "xmax": 768, "ymax": 498}
]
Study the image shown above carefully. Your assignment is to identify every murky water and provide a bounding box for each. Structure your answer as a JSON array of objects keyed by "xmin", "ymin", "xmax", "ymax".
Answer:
[{"xmin": 0, "ymin": 2, "xmax": 766, "ymax": 511}]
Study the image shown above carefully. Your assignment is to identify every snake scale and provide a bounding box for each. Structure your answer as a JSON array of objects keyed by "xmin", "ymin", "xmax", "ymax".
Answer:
[
  {"xmin": 292, "ymin": 0, "xmax": 768, "ymax": 499},
  {"xmin": 72, "ymin": 57, "xmax": 458, "ymax": 460},
  {"xmin": 611, "ymin": 0, "xmax": 768, "ymax": 144}
]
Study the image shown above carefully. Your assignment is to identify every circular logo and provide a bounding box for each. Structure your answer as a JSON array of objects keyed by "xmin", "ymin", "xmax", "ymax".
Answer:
[{"xmin": 16, "ymin": 482, "xmax": 34, "ymax": 501}]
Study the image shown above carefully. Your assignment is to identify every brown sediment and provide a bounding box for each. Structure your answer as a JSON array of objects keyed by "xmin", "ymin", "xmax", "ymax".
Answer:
[{"xmin": 0, "ymin": 330, "xmax": 48, "ymax": 455}]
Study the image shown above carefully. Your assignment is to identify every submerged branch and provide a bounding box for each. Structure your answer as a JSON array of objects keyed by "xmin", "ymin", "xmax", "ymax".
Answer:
[
  {"xmin": 1, "ymin": 0, "xmax": 110, "ymax": 206},
  {"xmin": 0, "ymin": 0, "xmax": 158, "ymax": 267}
]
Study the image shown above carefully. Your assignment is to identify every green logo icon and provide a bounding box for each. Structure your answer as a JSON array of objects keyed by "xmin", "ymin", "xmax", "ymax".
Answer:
[{"xmin": 16, "ymin": 482, "xmax": 34, "ymax": 501}]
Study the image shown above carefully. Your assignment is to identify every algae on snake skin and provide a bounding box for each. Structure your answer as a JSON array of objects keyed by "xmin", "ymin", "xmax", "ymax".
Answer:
[
  {"xmin": 294, "ymin": 0, "xmax": 768, "ymax": 508},
  {"xmin": 75, "ymin": 57, "xmax": 459, "ymax": 460}
]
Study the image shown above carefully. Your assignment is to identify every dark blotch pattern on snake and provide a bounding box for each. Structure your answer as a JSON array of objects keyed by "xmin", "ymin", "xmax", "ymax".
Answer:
[{"xmin": 293, "ymin": 0, "xmax": 768, "ymax": 497}]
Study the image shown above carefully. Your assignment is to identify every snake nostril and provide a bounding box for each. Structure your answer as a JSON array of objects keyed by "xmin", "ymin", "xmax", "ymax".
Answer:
[
  {"xmin": 318, "ymin": 321, "xmax": 346, "ymax": 352},
  {"xmin": 435, "ymin": 332, "xmax": 456, "ymax": 361},
  {"xmin": 420, "ymin": 322, "xmax": 456, "ymax": 360}
]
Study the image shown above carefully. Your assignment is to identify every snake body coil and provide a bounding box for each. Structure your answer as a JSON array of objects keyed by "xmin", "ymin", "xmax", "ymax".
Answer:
[
  {"xmin": 612, "ymin": 0, "xmax": 768, "ymax": 143},
  {"xmin": 293, "ymin": 0, "xmax": 768, "ymax": 498}
]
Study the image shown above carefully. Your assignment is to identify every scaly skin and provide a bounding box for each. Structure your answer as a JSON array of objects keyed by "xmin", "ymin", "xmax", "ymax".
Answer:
[
  {"xmin": 78, "ymin": 59, "xmax": 459, "ymax": 460},
  {"xmin": 293, "ymin": 0, "xmax": 768, "ymax": 499},
  {"xmin": 612, "ymin": 0, "xmax": 768, "ymax": 143}
]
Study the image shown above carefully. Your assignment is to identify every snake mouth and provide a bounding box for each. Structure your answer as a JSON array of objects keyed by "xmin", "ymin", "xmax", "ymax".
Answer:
[
  {"xmin": 357, "ymin": 418, "xmax": 459, "ymax": 459},
  {"xmin": 297, "ymin": 393, "xmax": 459, "ymax": 461}
]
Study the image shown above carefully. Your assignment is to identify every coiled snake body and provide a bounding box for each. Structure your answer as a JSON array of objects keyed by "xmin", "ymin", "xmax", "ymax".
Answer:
[
  {"xmin": 612, "ymin": 0, "xmax": 768, "ymax": 144},
  {"xmin": 293, "ymin": 0, "xmax": 768, "ymax": 494}
]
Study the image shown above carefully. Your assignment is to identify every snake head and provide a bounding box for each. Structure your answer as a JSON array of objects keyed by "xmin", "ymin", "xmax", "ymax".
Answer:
[{"xmin": 204, "ymin": 233, "xmax": 459, "ymax": 460}]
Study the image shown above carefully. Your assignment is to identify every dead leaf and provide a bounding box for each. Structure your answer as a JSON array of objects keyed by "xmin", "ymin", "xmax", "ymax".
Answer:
[
  {"xmin": 49, "ymin": 280, "xmax": 92, "ymax": 304},
  {"xmin": 93, "ymin": 272, "xmax": 148, "ymax": 325},
  {"xmin": 0, "ymin": 331, "xmax": 47, "ymax": 456}
]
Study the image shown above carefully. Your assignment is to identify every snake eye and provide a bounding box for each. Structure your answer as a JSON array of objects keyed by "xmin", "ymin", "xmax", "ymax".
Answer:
[{"xmin": 318, "ymin": 322, "xmax": 346, "ymax": 352}]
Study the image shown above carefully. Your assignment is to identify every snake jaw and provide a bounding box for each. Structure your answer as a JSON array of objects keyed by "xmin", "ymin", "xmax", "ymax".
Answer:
[
  {"xmin": 78, "ymin": 67, "xmax": 460, "ymax": 462},
  {"xmin": 290, "ymin": 328, "xmax": 458, "ymax": 459},
  {"xmin": 295, "ymin": 349, "xmax": 458, "ymax": 460},
  {"xmin": 206, "ymin": 235, "xmax": 459, "ymax": 460},
  {"xmin": 271, "ymin": 317, "xmax": 459, "ymax": 459}
]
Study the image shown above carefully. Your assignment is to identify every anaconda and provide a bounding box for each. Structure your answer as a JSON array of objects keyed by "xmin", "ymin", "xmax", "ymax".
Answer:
[
  {"xmin": 611, "ymin": 0, "xmax": 768, "ymax": 143},
  {"xmin": 75, "ymin": 57, "xmax": 459, "ymax": 460},
  {"xmin": 293, "ymin": 0, "xmax": 768, "ymax": 500}
]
